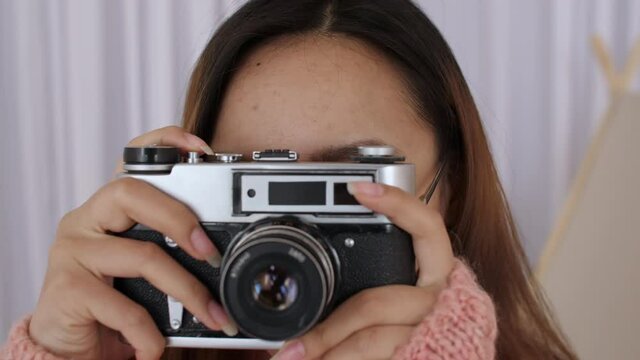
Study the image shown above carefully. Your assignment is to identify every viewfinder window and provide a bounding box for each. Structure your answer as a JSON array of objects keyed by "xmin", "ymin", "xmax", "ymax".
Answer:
[{"xmin": 268, "ymin": 182, "xmax": 326, "ymax": 205}]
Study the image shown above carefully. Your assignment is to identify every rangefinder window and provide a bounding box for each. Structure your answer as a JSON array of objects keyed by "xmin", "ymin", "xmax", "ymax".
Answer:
[
  {"xmin": 268, "ymin": 182, "xmax": 326, "ymax": 205},
  {"xmin": 333, "ymin": 183, "xmax": 359, "ymax": 205}
]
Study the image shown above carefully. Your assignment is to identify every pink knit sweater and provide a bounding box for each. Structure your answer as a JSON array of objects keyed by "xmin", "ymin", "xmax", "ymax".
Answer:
[{"xmin": 1, "ymin": 259, "xmax": 497, "ymax": 359}]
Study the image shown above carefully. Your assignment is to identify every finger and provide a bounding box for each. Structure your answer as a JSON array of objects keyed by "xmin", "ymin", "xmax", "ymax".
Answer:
[
  {"xmin": 71, "ymin": 234, "xmax": 236, "ymax": 335},
  {"xmin": 77, "ymin": 177, "xmax": 221, "ymax": 267},
  {"xmin": 347, "ymin": 182, "xmax": 454, "ymax": 288},
  {"xmin": 72, "ymin": 276, "xmax": 166, "ymax": 360},
  {"xmin": 115, "ymin": 126, "xmax": 213, "ymax": 174},
  {"xmin": 278, "ymin": 286, "xmax": 435, "ymax": 360},
  {"xmin": 322, "ymin": 325, "xmax": 414, "ymax": 360},
  {"xmin": 128, "ymin": 125, "xmax": 213, "ymax": 154}
]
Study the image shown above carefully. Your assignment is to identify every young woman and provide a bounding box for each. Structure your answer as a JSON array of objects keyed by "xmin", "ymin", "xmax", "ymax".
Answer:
[{"xmin": 2, "ymin": 1, "xmax": 577, "ymax": 359}]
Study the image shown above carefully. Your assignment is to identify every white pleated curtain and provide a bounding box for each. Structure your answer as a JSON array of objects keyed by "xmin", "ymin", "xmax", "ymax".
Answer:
[{"xmin": 1, "ymin": 0, "xmax": 639, "ymax": 339}]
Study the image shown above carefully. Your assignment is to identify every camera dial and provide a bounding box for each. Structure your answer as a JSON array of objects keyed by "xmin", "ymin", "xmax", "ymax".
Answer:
[
  {"xmin": 352, "ymin": 145, "xmax": 405, "ymax": 163},
  {"xmin": 122, "ymin": 146, "xmax": 180, "ymax": 172}
]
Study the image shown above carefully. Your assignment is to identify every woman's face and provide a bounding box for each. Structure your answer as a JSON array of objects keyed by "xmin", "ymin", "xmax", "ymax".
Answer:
[{"xmin": 212, "ymin": 35, "xmax": 442, "ymax": 208}]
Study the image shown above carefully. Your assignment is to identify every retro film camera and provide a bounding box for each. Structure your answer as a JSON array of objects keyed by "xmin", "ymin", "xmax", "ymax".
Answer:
[{"xmin": 114, "ymin": 146, "xmax": 417, "ymax": 349}]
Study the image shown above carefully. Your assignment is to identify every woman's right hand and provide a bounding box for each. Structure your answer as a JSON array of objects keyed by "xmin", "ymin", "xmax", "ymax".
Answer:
[{"xmin": 29, "ymin": 126, "xmax": 235, "ymax": 360}]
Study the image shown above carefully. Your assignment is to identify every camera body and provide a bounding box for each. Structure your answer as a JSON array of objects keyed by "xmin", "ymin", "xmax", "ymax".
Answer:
[{"xmin": 114, "ymin": 147, "xmax": 417, "ymax": 349}]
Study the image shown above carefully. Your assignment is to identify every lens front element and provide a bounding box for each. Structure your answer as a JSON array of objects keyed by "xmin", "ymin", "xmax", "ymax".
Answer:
[{"xmin": 253, "ymin": 265, "xmax": 299, "ymax": 311}]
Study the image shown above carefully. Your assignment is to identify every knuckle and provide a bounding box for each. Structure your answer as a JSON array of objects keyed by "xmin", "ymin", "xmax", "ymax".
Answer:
[
  {"xmin": 421, "ymin": 287, "xmax": 438, "ymax": 305},
  {"xmin": 422, "ymin": 206, "xmax": 444, "ymax": 225},
  {"xmin": 123, "ymin": 305, "xmax": 152, "ymax": 330},
  {"xmin": 108, "ymin": 177, "xmax": 141, "ymax": 202},
  {"xmin": 179, "ymin": 278, "xmax": 211, "ymax": 317},
  {"xmin": 137, "ymin": 242, "xmax": 164, "ymax": 266},
  {"xmin": 55, "ymin": 209, "xmax": 83, "ymax": 239},
  {"xmin": 171, "ymin": 201, "xmax": 196, "ymax": 224},
  {"xmin": 355, "ymin": 327, "xmax": 382, "ymax": 353},
  {"xmin": 160, "ymin": 125, "xmax": 184, "ymax": 135},
  {"xmin": 311, "ymin": 323, "xmax": 332, "ymax": 349},
  {"xmin": 184, "ymin": 276, "xmax": 208, "ymax": 300},
  {"xmin": 47, "ymin": 241, "xmax": 68, "ymax": 263},
  {"xmin": 127, "ymin": 125, "xmax": 183, "ymax": 147},
  {"xmin": 50, "ymin": 270, "xmax": 84, "ymax": 295},
  {"xmin": 163, "ymin": 204, "xmax": 199, "ymax": 240},
  {"xmin": 127, "ymin": 134, "xmax": 143, "ymax": 146},
  {"xmin": 57, "ymin": 210, "xmax": 76, "ymax": 229},
  {"xmin": 157, "ymin": 126, "xmax": 186, "ymax": 144},
  {"xmin": 413, "ymin": 208, "xmax": 446, "ymax": 238},
  {"xmin": 355, "ymin": 289, "xmax": 385, "ymax": 315},
  {"xmin": 385, "ymin": 184, "xmax": 406, "ymax": 199},
  {"xmin": 58, "ymin": 233, "xmax": 85, "ymax": 249},
  {"xmin": 385, "ymin": 184, "xmax": 403, "ymax": 196}
]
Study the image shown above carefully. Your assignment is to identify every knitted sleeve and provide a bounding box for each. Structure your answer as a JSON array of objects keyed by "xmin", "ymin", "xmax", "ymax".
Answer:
[
  {"xmin": 392, "ymin": 259, "xmax": 498, "ymax": 360},
  {"xmin": 1, "ymin": 316, "xmax": 64, "ymax": 360}
]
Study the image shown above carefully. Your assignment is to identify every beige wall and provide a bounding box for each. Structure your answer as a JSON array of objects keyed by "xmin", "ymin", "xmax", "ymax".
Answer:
[{"xmin": 538, "ymin": 93, "xmax": 640, "ymax": 359}]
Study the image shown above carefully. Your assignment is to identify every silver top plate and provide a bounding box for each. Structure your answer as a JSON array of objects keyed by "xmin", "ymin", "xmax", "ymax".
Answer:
[{"xmin": 121, "ymin": 161, "xmax": 415, "ymax": 224}]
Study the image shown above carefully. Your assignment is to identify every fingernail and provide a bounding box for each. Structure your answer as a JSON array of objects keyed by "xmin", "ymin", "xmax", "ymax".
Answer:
[
  {"xmin": 222, "ymin": 323, "xmax": 239, "ymax": 337},
  {"xmin": 206, "ymin": 254, "xmax": 221, "ymax": 268},
  {"xmin": 208, "ymin": 301, "xmax": 238, "ymax": 336},
  {"xmin": 200, "ymin": 144, "xmax": 215, "ymax": 156},
  {"xmin": 190, "ymin": 227, "xmax": 221, "ymax": 268},
  {"xmin": 185, "ymin": 133, "xmax": 215, "ymax": 155},
  {"xmin": 347, "ymin": 181, "xmax": 384, "ymax": 197},
  {"xmin": 271, "ymin": 340, "xmax": 305, "ymax": 360}
]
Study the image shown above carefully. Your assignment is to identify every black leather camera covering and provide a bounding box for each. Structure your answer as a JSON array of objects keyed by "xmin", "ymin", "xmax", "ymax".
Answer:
[{"xmin": 113, "ymin": 222, "xmax": 416, "ymax": 339}]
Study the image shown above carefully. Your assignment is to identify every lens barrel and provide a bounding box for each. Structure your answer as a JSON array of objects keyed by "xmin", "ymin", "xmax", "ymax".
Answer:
[{"xmin": 219, "ymin": 220, "xmax": 336, "ymax": 340}]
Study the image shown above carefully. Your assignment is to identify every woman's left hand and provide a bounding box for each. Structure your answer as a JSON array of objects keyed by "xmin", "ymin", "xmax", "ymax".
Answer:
[{"xmin": 272, "ymin": 181, "xmax": 455, "ymax": 360}]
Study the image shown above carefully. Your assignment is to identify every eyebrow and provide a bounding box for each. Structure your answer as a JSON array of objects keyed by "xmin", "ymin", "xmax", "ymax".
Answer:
[{"xmin": 308, "ymin": 138, "xmax": 388, "ymax": 162}]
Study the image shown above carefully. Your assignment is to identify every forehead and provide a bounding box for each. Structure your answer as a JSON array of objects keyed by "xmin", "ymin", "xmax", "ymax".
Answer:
[{"xmin": 212, "ymin": 34, "xmax": 434, "ymax": 163}]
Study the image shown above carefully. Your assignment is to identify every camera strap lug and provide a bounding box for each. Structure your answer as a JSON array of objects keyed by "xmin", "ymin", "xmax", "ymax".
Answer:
[{"xmin": 167, "ymin": 295, "xmax": 184, "ymax": 330}]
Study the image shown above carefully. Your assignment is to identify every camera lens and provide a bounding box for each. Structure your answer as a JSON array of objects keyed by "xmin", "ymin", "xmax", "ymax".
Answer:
[
  {"xmin": 220, "ymin": 219, "xmax": 336, "ymax": 341},
  {"xmin": 253, "ymin": 265, "xmax": 298, "ymax": 311}
]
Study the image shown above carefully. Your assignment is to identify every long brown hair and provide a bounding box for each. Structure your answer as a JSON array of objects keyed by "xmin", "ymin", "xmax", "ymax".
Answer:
[{"xmin": 172, "ymin": 0, "xmax": 577, "ymax": 358}]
